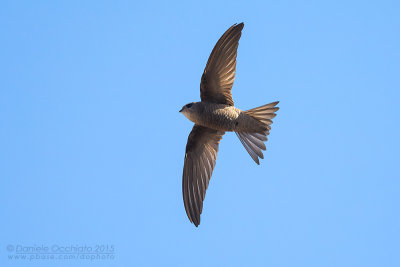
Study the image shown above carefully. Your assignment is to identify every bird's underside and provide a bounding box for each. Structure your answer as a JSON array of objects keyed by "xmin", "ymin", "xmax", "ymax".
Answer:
[
  {"xmin": 185, "ymin": 102, "xmax": 277, "ymax": 133},
  {"xmin": 181, "ymin": 22, "xmax": 279, "ymax": 227}
]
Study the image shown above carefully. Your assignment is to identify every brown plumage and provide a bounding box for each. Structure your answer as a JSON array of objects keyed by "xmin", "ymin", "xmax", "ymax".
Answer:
[{"xmin": 179, "ymin": 23, "xmax": 279, "ymax": 227}]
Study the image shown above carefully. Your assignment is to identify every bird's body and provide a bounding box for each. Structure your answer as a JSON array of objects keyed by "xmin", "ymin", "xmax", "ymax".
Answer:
[
  {"xmin": 180, "ymin": 23, "xmax": 279, "ymax": 227},
  {"xmin": 182, "ymin": 102, "xmax": 266, "ymax": 133}
]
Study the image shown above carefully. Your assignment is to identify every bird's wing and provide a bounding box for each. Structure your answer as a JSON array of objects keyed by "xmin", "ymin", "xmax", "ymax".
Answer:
[
  {"xmin": 182, "ymin": 125, "xmax": 224, "ymax": 226},
  {"xmin": 200, "ymin": 23, "xmax": 244, "ymax": 106}
]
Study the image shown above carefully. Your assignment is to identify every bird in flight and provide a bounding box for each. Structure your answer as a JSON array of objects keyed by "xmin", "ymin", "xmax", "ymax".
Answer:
[{"xmin": 180, "ymin": 23, "xmax": 279, "ymax": 227}]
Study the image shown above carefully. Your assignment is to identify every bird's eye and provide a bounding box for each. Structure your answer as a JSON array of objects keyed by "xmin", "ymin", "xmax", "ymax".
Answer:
[{"xmin": 186, "ymin": 103, "xmax": 193, "ymax": 108}]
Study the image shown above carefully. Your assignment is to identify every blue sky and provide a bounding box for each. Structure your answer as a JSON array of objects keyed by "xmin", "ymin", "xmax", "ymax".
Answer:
[{"xmin": 1, "ymin": 1, "xmax": 399, "ymax": 266}]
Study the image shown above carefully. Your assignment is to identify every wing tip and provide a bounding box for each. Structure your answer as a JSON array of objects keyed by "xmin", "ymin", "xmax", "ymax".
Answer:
[
  {"xmin": 229, "ymin": 22, "xmax": 244, "ymax": 31},
  {"xmin": 234, "ymin": 22, "xmax": 244, "ymax": 31},
  {"xmin": 191, "ymin": 216, "xmax": 200, "ymax": 227},
  {"xmin": 186, "ymin": 211, "xmax": 201, "ymax": 227}
]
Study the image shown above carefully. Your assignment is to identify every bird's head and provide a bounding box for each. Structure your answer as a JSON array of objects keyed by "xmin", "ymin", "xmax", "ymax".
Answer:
[{"xmin": 179, "ymin": 102, "xmax": 199, "ymax": 122}]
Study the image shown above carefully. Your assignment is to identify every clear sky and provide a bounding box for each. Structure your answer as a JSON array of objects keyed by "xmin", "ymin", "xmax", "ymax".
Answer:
[{"xmin": 1, "ymin": 1, "xmax": 399, "ymax": 266}]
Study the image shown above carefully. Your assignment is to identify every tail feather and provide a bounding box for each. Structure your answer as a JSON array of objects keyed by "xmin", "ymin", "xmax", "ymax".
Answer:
[
  {"xmin": 245, "ymin": 132, "xmax": 266, "ymax": 150},
  {"xmin": 252, "ymin": 132, "xmax": 268, "ymax": 141},
  {"xmin": 236, "ymin": 101, "xmax": 279, "ymax": 164},
  {"xmin": 244, "ymin": 101, "xmax": 279, "ymax": 126},
  {"xmin": 236, "ymin": 132, "xmax": 267, "ymax": 164}
]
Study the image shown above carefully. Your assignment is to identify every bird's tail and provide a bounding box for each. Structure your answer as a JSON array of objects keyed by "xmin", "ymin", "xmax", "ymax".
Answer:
[{"xmin": 236, "ymin": 101, "xmax": 279, "ymax": 164}]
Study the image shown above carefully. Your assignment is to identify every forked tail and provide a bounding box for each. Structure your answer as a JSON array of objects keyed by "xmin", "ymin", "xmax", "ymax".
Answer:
[{"xmin": 236, "ymin": 101, "xmax": 279, "ymax": 164}]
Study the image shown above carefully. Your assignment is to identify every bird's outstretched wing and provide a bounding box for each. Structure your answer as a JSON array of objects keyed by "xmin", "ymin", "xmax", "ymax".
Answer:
[
  {"xmin": 200, "ymin": 23, "xmax": 244, "ymax": 106},
  {"xmin": 182, "ymin": 125, "xmax": 224, "ymax": 226}
]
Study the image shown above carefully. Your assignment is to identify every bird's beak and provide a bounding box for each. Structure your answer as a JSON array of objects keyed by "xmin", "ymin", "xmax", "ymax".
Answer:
[{"xmin": 179, "ymin": 108, "xmax": 183, "ymax": 113}]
